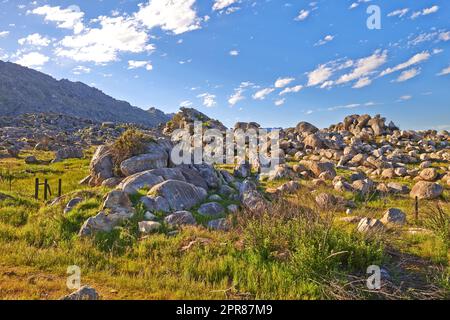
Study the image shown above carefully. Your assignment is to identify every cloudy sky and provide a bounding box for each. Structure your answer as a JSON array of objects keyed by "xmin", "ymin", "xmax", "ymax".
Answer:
[{"xmin": 0, "ymin": 0, "xmax": 449, "ymax": 129}]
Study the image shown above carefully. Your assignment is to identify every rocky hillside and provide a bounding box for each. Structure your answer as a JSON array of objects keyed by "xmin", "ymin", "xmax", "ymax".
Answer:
[
  {"xmin": 163, "ymin": 107, "xmax": 227, "ymax": 134},
  {"xmin": 0, "ymin": 60, "xmax": 171, "ymax": 127}
]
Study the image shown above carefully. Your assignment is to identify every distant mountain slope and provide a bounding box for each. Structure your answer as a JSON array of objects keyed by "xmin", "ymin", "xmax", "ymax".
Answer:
[{"xmin": 0, "ymin": 60, "xmax": 171, "ymax": 127}]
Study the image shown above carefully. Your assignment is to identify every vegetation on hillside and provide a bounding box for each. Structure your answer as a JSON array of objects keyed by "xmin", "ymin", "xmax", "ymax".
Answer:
[{"xmin": 0, "ymin": 150, "xmax": 449, "ymax": 300}]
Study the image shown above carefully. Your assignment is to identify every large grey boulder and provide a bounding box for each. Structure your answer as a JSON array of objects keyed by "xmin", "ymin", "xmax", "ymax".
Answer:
[
  {"xmin": 198, "ymin": 202, "xmax": 225, "ymax": 217},
  {"xmin": 194, "ymin": 163, "xmax": 221, "ymax": 189},
  {"xmin": 178, "ymin": 166, "xmax": 209, "ymax": 190},
  {"xmin": 148, "ymin": 180, "xmax": 207, "ymax": 211},
  {"xmin": 140, "ymin": 195, "xmax": 170, "ymax": 213},
  {"xmin": 239, "ymin": 179, "xmax": 267, "ymax": 212},
  {"xmin": 89, "ymin": 145, "xmax": 114, "ymax": 186},
  {"xmin": 119, "ymin": 171, "xmax": 164, "ymax": 195},
  {"xmin": 120, "ymin": 151, "xmax": 168, "ymax": 176},
  {"xmin": 296, "ymin": 121, "xmax": 319, "ymax": 135},
  {"xmin": 410, "ymin": 181, "xmax": 443, "ymax": 200},
  {"xmin": 300, "ymin": 160, "xmax": 336, "ymax": 179},
  {"xmin": 303, "ymin": 133, "xmax": 324, "ymax": 149},
  {"xmin": 79, "ymin": 191, "xmax": 135, "ymax": 236}
]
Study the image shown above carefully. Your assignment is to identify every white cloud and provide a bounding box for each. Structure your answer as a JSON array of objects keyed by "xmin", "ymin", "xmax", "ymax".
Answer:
[
  {"xmin": 274, "ymin": 77, "xmax": 295, "ymax": 88},
  {"xmin": 295, "ymin": 10, "xmax": 309, "ymax": 21},
  {"xmin": 15, "ymin": 52, "xmax": 49, "ymax": 68},
  {"xmin": 224, "ymin": 6, "xmax": 240, "ymax": 15},
  {"xmin": 31, "ymin": 5, "xmax": 84, "ymax": 34},
  {"xmin": 213, "ymin": 0, "xmax": 238, "ymax": 11},
  {"xmin": 395, "ymin": 68, "xmax": 421, "ymax": 82},
  {"xmin": 307, "ymin": 64, "xmax": 333, "ymax": 87},
  {"xmin": 439, "ymin": 32, "xmax": 450, "ymax": 42},
  {"xmin": 387, "ymin": 8, "xmax": 409, "ymax": 18},
  {"xmin": 411, "ymin": 5, "xmax": 439, "ymax": 19},
  {"xmin": 314, "ymin": 34, "xmax": 334, "ymax": 46},
  {"xmin": 55, "ymin": 16, "xmax": 151, "ymax": 64},
  {"xmin": 0, "ymin": 31, "xmax": 9, "ymax": 38},
  {"xmin": 335, "ymin": 50, "xmax": 387, "ymax": 85},
  {"xmin": 228, "ymin": 81, "xmax": 254, "ymax": 106},
  {"xmin": 229, "ymin": 88, "xmax": 245, "ymax": 106},
  {"xmin": 252, "ymin": 88, "xmax": 274, "ymax": 100},
  {"xmin": 279, "ymin": 85, "xmax": 303, "ymax": 95},
  {"xmin": 437, "ymin": 65, "xmax": 450, "ymax": 76},
  {"xmin": 229, "ymin": 50, "xmax": 239, "ymax": 56},
  {"xmin": 379, "ymin": 51, "xmax": 430, "ymax": 77},
  {"xmin": 72, "ymin": 66, "xmax": 91, "ymax": 74},
  {"xmin": 179, "ymin": 100, "xmax": 193, "ymax": 107},
  {"xmin": 128, "ymin": 60, "xmax": 153, "ymax": 71},
  {"xmin": 197, "ymin": 93, "xmax": 216, "ymax": 107},
  {"xmin": 18, "ymin": 33, "xmax": 51, "ymax": 47},
  {"xmin": 274, "ymin": 98, "xmax": 285, "ymax": 106},
  {"xmin": 398, "ymin": 95, "xmax": 412, "ymax": 101},
  {"xmin": 136, "ymin": 0, "xmax": 201, "ymax": 35},
  {"xmin": 328, "ymin": 101, "xmax": 375, "ymax": 111},
  {"xmin": 349, "ymin": 0, "xmax": 372, "ymax": 10},
  {"xmin": 352, "ymin": 77, "xmax": 372, "ymax": 89}
]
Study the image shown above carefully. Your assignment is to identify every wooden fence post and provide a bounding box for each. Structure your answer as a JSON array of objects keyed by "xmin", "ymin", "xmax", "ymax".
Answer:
[
  {"xmin": 44, "ymin": 179, "xmax": 48, "ymax": 201},
  {"xmin": 35, "ymin": 178, "xmax": 39, "ymax": 200},
  {"xmin": 58, "ymin": 179, "xmax": 62, "ymax": 197},
  {"xmin": 415, "ymin": 196, "xmax": 419, "ymax": 223}
]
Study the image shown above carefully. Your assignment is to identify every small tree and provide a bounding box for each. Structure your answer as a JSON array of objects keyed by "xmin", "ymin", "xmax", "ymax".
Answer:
[{"xmin": 110, "ymin": 129, "xmax": 155, "ymax": 175}]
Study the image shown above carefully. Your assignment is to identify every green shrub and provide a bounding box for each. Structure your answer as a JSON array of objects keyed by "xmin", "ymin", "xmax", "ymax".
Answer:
[
  {"xmin": 110, "ymin": 129, "xmax": 155, "ymax": 175},
  {"xmin": 0, "ymin": 207, "xmax": 28, "ymax": 227}
]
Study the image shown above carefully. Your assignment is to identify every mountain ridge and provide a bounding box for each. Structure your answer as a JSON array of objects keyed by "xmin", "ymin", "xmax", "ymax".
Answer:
[{"xmin": 0, "ymin": 60, "xmax": 171, "ymax": 127}]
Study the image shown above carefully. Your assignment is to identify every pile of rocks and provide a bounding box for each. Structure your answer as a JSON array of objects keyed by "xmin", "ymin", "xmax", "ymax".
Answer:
[
  {"xmin": 0, "ymin": 113, "xmax": 136, "ymax": 159},
  {"xmin": 163, "ymin": 107, "xmax": 227, "ymax": 135},
  {"xmin": 267, "ymin": 114, "xmax": 448, "ymax": 199},
  {"xmin": 77, "ymin": 133, "xmax": 268, "ymax": 236}
]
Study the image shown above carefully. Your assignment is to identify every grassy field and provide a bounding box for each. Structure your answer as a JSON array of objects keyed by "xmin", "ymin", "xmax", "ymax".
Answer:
[{"xmin": 0, "ymin": 150, "xmax": 449, "ymax": 300}]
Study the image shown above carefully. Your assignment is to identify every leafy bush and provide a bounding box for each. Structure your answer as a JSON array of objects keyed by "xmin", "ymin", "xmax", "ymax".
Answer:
[
  {"xmin": 424, "ymin": 204, "xmax": 450, "ymax": 246},
  {"xmin": 110, "ymin": 129, "xmax": 155, "ymax": 175}
]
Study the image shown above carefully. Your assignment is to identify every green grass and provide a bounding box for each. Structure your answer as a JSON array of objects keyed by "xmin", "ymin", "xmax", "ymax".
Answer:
[{"xmin": 0, "ymin": 151, "xmax": 449, "ymax": 299}]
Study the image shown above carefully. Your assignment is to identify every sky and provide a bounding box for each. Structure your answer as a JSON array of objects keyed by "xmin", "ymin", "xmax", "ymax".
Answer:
[{"xmin": 0, "ymin": 0, "xmax": 449, "ymax": 130}]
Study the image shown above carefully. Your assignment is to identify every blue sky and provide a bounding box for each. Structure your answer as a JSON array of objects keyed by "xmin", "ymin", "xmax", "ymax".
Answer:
[{"xmin": 0, "ymin": 0, "xmax": 449, "ymax": 130}]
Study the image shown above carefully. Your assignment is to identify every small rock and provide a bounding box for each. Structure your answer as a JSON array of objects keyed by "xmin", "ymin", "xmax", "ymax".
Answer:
[
  {"xmin": 64, "ymin": 197, "xmax": 83, "ymax": 214},
  {"xmin": 138, "ymin": 221, "xmax": 161, "ymax": 234},
  {"xmin": 227, "ymin": 204, "xmax": 239, "ymax": 214},
  {"xmin": 61, "ymin": 286, "xmax": 99, "ymax": 300},
  {"xmin": 164, "ymin": 211, "xmax": 196, "ymax": 227},
  {"xmin": 357, "ymin": 218, "xmax": 385, "ymax": 233},
  {"xmin": 419, "ymin": 168, "xmax": 438, "ymax": 182},
  {"xmin": 380, "ymin": 208, "xmax": 406, "ymax": 226},
  {"xmin": 208, "ymin": 194, "xmax": 222, "ymax": 201},
  {"xmin": 144, "ymin": 211, "xmax": 158, "ymax": 221},
  {"xmin": 25, "ymin": 155, "xmax": 39, "ymax": 164},
  {"xmin": 207, "ymin": 218, "xmax": 231, "ymax": 231}
]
